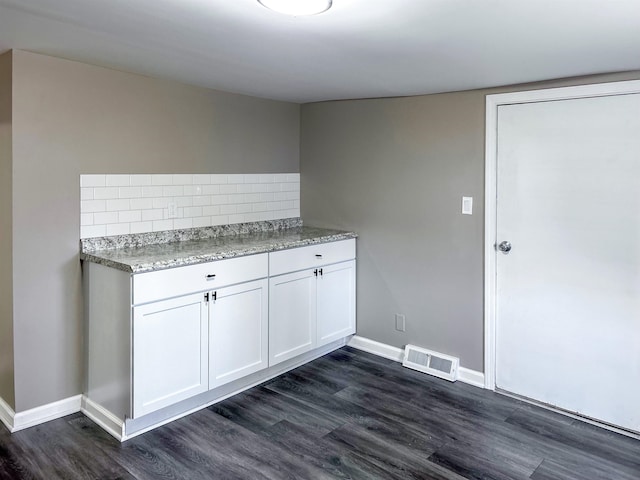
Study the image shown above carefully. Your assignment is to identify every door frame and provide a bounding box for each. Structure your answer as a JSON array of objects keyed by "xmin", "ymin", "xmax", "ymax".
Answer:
[{"xmin": 483, "ymin": 79, "xmax": 640, "ymax": 390}]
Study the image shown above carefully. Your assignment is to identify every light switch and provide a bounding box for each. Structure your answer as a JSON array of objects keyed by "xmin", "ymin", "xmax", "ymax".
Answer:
[{"xmin": 462, "ymin": 196, "xmax": 473, "ymax": 215}]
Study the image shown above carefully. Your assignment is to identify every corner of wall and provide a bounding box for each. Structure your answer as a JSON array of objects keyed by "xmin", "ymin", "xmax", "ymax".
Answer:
[{"xmin": 0, "ymin": 48, "xmax": 15, "ymax": 410}]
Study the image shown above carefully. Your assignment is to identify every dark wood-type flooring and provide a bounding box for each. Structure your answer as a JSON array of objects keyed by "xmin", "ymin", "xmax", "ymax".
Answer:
[{"xmin": 1, "ymin": 346, "xmax": 639, "ymax": 479}]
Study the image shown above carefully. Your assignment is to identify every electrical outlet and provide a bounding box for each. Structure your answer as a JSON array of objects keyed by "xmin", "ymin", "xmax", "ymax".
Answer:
[
  {"xmin": 167, "ymin": 201, "xmax": 178, "ymax": 218},
  {"xmin": 395, "ymin": 313, "xmax": 406, "ymax": 332}
]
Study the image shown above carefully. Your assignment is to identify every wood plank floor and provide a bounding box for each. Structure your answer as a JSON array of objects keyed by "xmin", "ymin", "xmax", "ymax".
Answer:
[{"xmin": 1, "ymin": 346, "xmax": 639, "ymax": 479}]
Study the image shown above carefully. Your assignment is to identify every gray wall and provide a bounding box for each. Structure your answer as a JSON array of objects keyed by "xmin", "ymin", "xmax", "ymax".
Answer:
[
  {"xmin": 9, "ymin": 50, "xmax": 299, "ymax": 412},
  {"xmin": 0, "ymin": 51, "xmax": 14, "ymax": 409},
  {"xmin": 300, "ymin": 71, "xmax": 640, "ymax": 372}
]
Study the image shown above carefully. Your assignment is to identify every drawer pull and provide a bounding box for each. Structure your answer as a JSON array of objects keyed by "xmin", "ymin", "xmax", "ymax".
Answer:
[
  {"xmin": 206, "ymin": 274, "xmax": 216, "ymax": 280},
  {"xmin": 315, "ymin": 254, "xmax": 323, "ymax": 258}
]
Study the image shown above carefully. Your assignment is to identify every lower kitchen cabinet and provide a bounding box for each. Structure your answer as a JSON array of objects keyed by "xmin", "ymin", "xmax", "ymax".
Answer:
[
  {"xmin": 268, "ymin": 240, "xmax": 356, "ymax": 367},
  {"xmin": 316, "ymin": 260, "xmax": 356, "ymax": 346},
  {"xmin": 269, "ymin": 269, "xmax": 317, "ymax": 365},
  {"xmin": 132, "ymin": 292, "xmax": 209, "ymax": 418},
  {"xmin": 84, "ymin": 237, "xmax": 356, "ymax": 439},
  {"xmin": 209, "ymin": 279, "xmax": 269, "ymax": 389}
]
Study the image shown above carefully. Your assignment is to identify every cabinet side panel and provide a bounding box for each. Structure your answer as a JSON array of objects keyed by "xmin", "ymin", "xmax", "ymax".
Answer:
[
  {"xmin": 85, "ymin": 262, "xmax": 131, "ymax": 419},
  {"xmin": 0, "ymin": 51, "xmax": 14, "ymax": 409}
]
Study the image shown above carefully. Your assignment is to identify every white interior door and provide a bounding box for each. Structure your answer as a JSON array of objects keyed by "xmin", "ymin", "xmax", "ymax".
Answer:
[{"xmin": 495, "ymin": 92, "xmax": 640, "ymax": 432}]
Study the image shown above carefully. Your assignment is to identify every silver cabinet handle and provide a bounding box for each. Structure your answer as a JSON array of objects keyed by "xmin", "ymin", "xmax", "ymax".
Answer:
[{"xmin": 498, "ymin": 241, "xmax": 512, "ymax": 254}]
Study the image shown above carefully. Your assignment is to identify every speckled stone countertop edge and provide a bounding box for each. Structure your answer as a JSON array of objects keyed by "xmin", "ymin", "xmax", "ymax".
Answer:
[
  {"xmin": 81, "ymin": 218, "xmax": 304, "ymax": 252},
  {"xmin": 80, "ymin": 229, "xmax": 357, "ymax": 274}
]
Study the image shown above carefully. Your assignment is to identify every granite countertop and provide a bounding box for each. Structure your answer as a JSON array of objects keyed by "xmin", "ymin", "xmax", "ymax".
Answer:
[{"xmin": 80, "ymin": 224, "xmax": 357, "ymax": 274}]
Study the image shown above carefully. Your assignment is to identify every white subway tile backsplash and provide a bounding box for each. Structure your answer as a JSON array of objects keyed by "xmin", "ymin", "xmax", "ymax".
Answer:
[
  {"xmin": 193, "ymin": 196, "xmax": 211, "ymax": 207},
  {"xmin": 130, "ymin": 198, "xmax": 153, "ymax": 210},
  {"xmin": 175, "ymin": 196, "xmax": 193, "ymax": 208},
  {"xmin": 259, "ymin": 174, "xmax": 275, "ymax": 183},
  {"xmin": 106, "ymin": 223, "xmax": 130, "ymax": 236},
  {"xmin": 142, "ymin": 209, "xmax": 164, "ymax": 222},
  {"xmin": 183, "ymin": 206, "xmax": 203, "ymax": 218},
  {"xmin": 94, "ymin": 212, "xmax": 119, "ymax": 224},
  {"xmin": 202, "ymin": 185, "xmax": 220, "ymax": 195},
  {"xmin": 211, "ymin": 215, "xmax": 229, "ymax": 226},
  {"xmin": 219, "ymin": 184, "xmax": 237, "ymax": 194},
  {"xmin": 244, "ymin": 193, "xmax": 261, "ymax": 203},
  {"xmin": 227, "ymin": 174, "xmax": 244, "ymax": 184},
  {"xmin": 173, "ymin": 218, "xmax": 193, "ymax": 229},
  {"xmin": 251, "ymin": 184, "xmax": 268, "ymax": 193},
  {"xmin": 192, "ymin": 174, "xmax": 211, "ymax": 185},
  {"xmin": 81, "ymin": 225, "xmax": 106, "ymax": 238},
  {"xmin": 153, "ymin": 219, "xmax": 173, "ymax": 231},
  {"xmin": 130, "ymin": 175, "xmax": 153, "ymax": 186},
  {"xmin": 80, "ymin": 173, "xmax": 299, "ymax": 238},
  {"xmin": 252, "ymin": 203, "xmax": 268, "ymax": 212},
  {"xmin": 210, "ymin": 174, "xmax": 228, "ymax": 184},
  {"xmin": 93, "ymin": 187, "xmax": 119, "ymax": 200},
  {"xmin": 119, "ymin": 187, "xmax": 142, "ymax": 199},
  {"xmin": 163, "ymin": 185, "xmax": 184, "ymax": 197},
  {"xmin": 219, "ymin": 205, "xmax": 236, "ymax": 215},
  {"xmin": 260, "ymin": 193, "xmax": 275, "ymax": 202},
  {"xmin": 202, "ymin": 205, "xmax": 220, "ymax": 216},
  {"xmin": 152, "ymin": 197, "xmax": 169, "ymax": 209},
  {"xmin": 152, "ymin": 174, "xmax": 174, "ymax": 186},
  {"xmin": 80, "ymin": 213, "xmax": 94, "ymax": 226},
  {"xmin": 172, "ymin": 174, "xmax": 193, "ymax": 185},
  {"xmin": 81, "ymin": 200, "xmax": 106, "ymax": 213},
  {"xmin": 80, "ymin": 188, "xmax": 94, "ymax": 200},
  {"xmin": 130, "ymin": 221, "xmax": 153, "ymax": 234},
  {"xmin": 142, "ymin": 186, "xmax": 163, "ymax": 197},
  {"xmin": 192, "ymin": 216, "xmax": 211, "ymax": 227},
  {"xmin": 105, "ymin": 175, "xmax": 130, "ymax": 187},
  {"xmin": 244, "ymin": 174, "xmax": 260, "ymax": 183},
  {"xmin": 212, "ymin": 195, "xmax": 229, "ymax": 205},
  {"xmin": 119, "ymin": 210, "xmax": 142, "ymax": 223},
  {"xmin": 80, "ymin": 175, "xmax": 106, "ymax": 188},
  {"xmin": 106, "ymin": 199, "xmax": 130, "ymax": 212}
]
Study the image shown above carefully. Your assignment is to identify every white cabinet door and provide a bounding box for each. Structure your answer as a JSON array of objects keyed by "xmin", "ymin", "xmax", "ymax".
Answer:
[
  {"xmin": 209, "ymin": 279, "xmax": 268, "ymax": 389},
  {"xmin": 132, "ymin": 292, "xmax": 208, "ymax": 418},
  {"xmin": 269, "ymin": 270, "xmax": 316, "ymax": 366},
  {"xmin": 317, "ymin": 260, "xmax": 356, "ymax": 347}
]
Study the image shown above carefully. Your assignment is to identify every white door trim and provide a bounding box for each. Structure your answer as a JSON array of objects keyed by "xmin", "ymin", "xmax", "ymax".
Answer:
[{"xmin": 483, "ymin": 79, "xmax": 640, "ymax": 390}]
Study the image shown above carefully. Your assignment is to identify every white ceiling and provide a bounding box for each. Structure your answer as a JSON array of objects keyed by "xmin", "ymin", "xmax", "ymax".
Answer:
[{"xmin": 1, "ymin": 0, "xmax": 639, "ymax": 103}]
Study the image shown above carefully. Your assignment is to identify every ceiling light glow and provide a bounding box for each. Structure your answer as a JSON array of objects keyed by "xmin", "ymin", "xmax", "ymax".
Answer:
[{"xmin": 258, "ymin": 0, "xmax": 332, "ymax": 16}]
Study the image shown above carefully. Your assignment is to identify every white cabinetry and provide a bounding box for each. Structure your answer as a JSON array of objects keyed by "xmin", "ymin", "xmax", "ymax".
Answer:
[
  {"xmin": 316, "ymin": 260, "xmax": 356, "ymax": 346},
  {"xmin": 269, "ymin": 239, "xmax": 356, "ymax": 366},
  {"xmin": 84, "ymin": 236, "xmax": 356, "ymax": 438},
  {"xmin": 133, "ymin": 293, "xmax": 208, "ymax": 418},
  {"xmin": 209, "ymin": 279, "xmax": 268, "ymax": 389}
]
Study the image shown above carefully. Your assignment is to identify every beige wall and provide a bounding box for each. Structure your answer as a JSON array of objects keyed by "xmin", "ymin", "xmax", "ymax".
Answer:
[
  {"xmin": 0, "ymin": 51, "xmax": 14, "ymax": 409},
  {"xmin": 10, "ymin": 50, "xmax": 299, "ymax": 411},
  {"xmin": 301, "ymin": 70, "xmax": 640, "ymax": 371}
]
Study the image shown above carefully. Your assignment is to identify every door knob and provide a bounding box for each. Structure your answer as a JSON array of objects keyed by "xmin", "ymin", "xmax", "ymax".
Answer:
[{"xmin": 498, "ymin": 241, "xmax": 512, "ymax": 254}]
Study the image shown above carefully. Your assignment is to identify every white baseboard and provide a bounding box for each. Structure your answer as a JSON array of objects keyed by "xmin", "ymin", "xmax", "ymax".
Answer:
[
  {"xmin": 347, "ymin": 335, "xmax": 485, "ymax": 388},
  {"xmin": 458, "ymin": 367, "xmax": 485, "ymax": 388},
  {"xmin": 81, "ymin": 396, "xmax": 125, "ymax": 441},
  {"xmin": 347, "ymin": 335, "xmax": 404, "ymax": 362},
  {"xmin": 10, "ymin": 395, "xmax": 82, "ymax": 432},
  {"xmin": 0, "ymin": 396, "xmax": 15, "ymax": 432}
]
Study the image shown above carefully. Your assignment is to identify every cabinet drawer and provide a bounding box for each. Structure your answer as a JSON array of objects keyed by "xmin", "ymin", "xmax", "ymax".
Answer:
[
  {"xmin": 269, "ymin": 239, "xmax": 356, "ymax": 276},
  {"xmin": 133, "ymin": 253, "xmax": 268, "ymax": 305}
]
